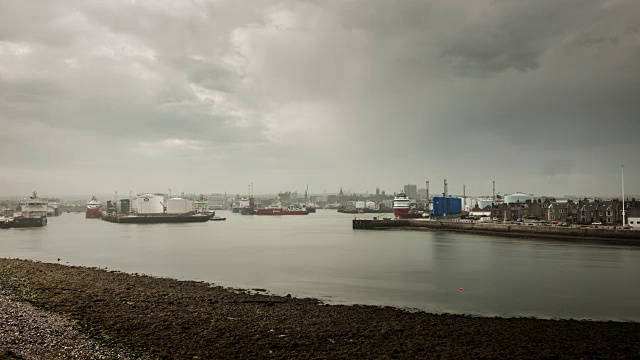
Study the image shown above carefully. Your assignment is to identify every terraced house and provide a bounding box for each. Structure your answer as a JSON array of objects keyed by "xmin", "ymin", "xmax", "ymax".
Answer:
[
  {"xmin": 547, "ymin": 202, "xmax": 578, "ymax": 223},
  {"xmin": 577, "ymin": 200, "xmax": 620, "ymax": 225}
]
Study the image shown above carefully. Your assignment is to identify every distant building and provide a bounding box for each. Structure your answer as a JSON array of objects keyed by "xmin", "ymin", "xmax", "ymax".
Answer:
[
  {"xmin": 404, "ymin": 184, "xmax": 418, "ymax": 200},
  {"xmin": 417, "ymin": 188, "xmax": 427, "ymax": 200}
]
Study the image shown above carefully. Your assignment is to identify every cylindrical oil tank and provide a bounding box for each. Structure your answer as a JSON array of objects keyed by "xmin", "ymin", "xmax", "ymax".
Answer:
[
  {"xmin": 166, "ymin": 198, "xmax": 193, "ymax": 214},
  {"xmin": 136, "ymin": 194, "xmax": 164, "ymax": 214},
  {"xmin": 477, "ymin": 198, "xmax": 493, "ymax": 209},
  {"xmin": 504, "ymin": 192, "xmax": 534, "ymax": 204}
]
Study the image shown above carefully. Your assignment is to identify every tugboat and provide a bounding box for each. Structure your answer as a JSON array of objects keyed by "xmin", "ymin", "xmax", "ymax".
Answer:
[
  {"xmin": 86, "ymin": 196, "xmax": 103, "ymax": 218},
  {"xmin": 393, "ymin": 191, "xmax": 412, "ymax": 219},
  {"xmin": 1, "ymin": 192, "xmax": 48, "ymax": 229}
]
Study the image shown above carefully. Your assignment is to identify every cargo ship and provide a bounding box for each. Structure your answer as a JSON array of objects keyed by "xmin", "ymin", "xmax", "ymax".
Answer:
[
  {"xmin": 393, "ymin": 191, "xmax": 412, "ymax": 219},
  {"xmin": 256, "ymin": 203, "xmax": 309, "ymax": 215},
  {"xmin": 86, "ymin": 196, "xmax": 103, "ymax": 218},
  {"xmin": 0, "ymin": 192, "xmax": 48, "ymax": 229}
]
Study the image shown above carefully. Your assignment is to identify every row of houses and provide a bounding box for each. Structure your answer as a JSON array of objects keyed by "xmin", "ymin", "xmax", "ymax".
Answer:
[{"xmin": 474, "ymin": 198, "xmax": 640, "ymax": 225}]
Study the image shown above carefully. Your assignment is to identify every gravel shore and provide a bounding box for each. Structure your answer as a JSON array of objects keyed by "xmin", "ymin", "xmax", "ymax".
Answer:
[
  {"xmin": 0, "ymin": 295, "xmax": 135, "ymax": 359},
  {"xmin": 1, "ymin": 258, "xmax": 639, "ymax": 359}
]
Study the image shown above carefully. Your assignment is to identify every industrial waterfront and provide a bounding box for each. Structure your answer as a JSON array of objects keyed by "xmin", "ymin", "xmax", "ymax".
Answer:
[{"xmin": 1, "ymin": 210, "xmax": 639, "ymax": 322}]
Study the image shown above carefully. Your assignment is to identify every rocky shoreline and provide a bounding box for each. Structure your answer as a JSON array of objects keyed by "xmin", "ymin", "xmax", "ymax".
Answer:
[{"xmin": 1, "ymin": 258, "xmax": 639, "ymax": 359}]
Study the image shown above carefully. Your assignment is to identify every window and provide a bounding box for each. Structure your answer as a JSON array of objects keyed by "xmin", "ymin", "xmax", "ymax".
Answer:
[{"xmin": 607, "ymin": 218, "xmax": 611, "ymax": 223}]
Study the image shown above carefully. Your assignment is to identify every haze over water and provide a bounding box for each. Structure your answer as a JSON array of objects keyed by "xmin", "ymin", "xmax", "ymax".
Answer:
[{"xmin": 1, "ymin": 210, "xmax": 639, "ymax": 322}]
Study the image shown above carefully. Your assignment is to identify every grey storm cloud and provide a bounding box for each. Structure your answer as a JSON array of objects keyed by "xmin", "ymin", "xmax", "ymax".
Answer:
[{"xmin": 0, "ymin": 0, "xmax": 639, "ymax": 197}]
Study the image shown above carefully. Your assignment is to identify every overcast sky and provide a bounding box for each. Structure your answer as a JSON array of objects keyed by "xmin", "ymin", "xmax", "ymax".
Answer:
[{"xmin": 1, "ymin": 0, "xmax": 638, "ymax": 198}]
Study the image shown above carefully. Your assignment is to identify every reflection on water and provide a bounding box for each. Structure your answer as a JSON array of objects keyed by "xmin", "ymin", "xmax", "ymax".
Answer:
[{"xmin": 1, "ymin": 210, "xmax": 639, "ymax": 321}]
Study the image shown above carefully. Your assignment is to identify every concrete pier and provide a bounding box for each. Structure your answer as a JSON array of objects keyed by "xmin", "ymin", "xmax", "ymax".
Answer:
[{"xmin": 353, "ymin": 219, "xmax": 640, "ymax": 244}]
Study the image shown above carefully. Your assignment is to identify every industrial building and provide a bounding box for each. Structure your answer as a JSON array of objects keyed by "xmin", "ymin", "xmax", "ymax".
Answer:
[{"xmin": 431, "ymin": 196, "xmax": 462, "ymax": 217}]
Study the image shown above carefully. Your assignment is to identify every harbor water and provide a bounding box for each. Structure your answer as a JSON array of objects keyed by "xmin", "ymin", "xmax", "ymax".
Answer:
[{"xmin": 1, "ymin": 210, "xmax": 639, "ymax": 321}]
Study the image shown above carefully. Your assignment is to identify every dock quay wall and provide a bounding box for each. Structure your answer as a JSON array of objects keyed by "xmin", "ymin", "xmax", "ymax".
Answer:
[{"xmin": 353, "ymin": 219, "xmax": 640, "ymax": 243}]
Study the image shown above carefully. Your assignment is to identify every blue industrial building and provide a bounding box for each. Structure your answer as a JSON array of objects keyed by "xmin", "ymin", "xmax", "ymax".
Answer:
[{"xmin": 431, "ymin": 196, "xmax": 463, "ymax": 217}]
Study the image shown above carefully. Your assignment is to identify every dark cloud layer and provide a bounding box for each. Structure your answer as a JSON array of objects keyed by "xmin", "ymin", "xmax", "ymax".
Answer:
[{"xmin": 0, "ymin": 0, "xmax": 638, "ymax": 197}]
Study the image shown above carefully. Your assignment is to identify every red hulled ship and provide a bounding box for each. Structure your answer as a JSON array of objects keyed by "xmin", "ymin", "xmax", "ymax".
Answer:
[
  {"xmin": 85, "ymin": 196, "xmax": 103, "ymax": 218},
  {"xmin": 393, "ymin": 191, "xmax": 412, "ymax": 219}
]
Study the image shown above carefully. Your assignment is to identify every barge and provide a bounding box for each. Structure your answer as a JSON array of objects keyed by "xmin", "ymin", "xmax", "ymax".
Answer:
[{"xmin": 102, "ymin": 213, "xmax": 211, "ymax": 224}]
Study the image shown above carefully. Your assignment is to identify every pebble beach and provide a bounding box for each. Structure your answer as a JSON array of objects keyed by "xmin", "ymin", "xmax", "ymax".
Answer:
[{"xmin": 1, "ymin": 258, "xmax": 639, "ymax": 359}]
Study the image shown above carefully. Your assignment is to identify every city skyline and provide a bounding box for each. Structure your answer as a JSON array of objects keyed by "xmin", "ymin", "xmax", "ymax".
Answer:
[{"xmin": 1, "ymin": 0, "xmax": 639, "ymax": 196}]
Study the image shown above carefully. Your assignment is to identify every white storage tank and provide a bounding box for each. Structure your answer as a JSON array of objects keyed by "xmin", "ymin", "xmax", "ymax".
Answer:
[
  {"xmin": 167, "ymin": 198, "xmax": 194, "ymax": 214},
  {"xmin": 477, "ymin": 198, "xmax": 493, "ymax": 210},
  {"xmin": 504, "ymin": 192, "xmax": 534, "ymax": 204},
  {"xmin": 135, "ymin": 193, "xmax": 165, "ymax": 214}
]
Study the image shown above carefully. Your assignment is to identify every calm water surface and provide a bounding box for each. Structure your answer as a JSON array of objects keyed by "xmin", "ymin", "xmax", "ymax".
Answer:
[{"xmin": 1, "ymin": 210, "xmax": 639, "ymax": 321}]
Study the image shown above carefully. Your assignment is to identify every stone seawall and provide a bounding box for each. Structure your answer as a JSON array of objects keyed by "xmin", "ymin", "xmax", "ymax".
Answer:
[{"xmin": 353, "ymin": 219, "xmax": 640, "ymax": 243}]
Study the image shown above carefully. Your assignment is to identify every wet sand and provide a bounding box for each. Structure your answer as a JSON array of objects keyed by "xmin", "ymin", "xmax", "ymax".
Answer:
[{"xmin": 1, "ymin": 258, "xmax": 639, "ymax": 359}]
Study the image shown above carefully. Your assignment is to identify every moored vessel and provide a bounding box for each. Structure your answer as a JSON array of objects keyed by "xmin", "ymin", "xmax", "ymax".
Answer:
[
  {"xmin": 232, "ymin": 198, "xmax": 250, "ymax": 213},
  {"xmin": 240, "ymin": 195, "xmax": 257, "ymax": 215},
  {"xmin": 101, "ymin": 213, "xmax": 211, "ymax": 224},
  {"xmin": 393, "ymin": 191, "xmax": 412, "ymax": 219},
  {"xmin": 1, "ymin": 192, "xmax": 49, "ymax": 229},
  {"xmin": 256, "ymin": 203, "xmax": 309, "ymax": 215},
  {"xmin": 86, "ymin": 196, "xmax": 103, "ymax": 218},
  {"xmin": 101, "ymin": 193, "xmax": 223, "ymax": 224},
  {"xmin": 47, "ymin": 201, "xmax": 62, "ymax": 216}
]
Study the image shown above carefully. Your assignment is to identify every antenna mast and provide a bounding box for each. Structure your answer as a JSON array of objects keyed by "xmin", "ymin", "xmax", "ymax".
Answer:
[{"xmin": 622, "ymin": 165, "xmax": 626, "ymax": 226}]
